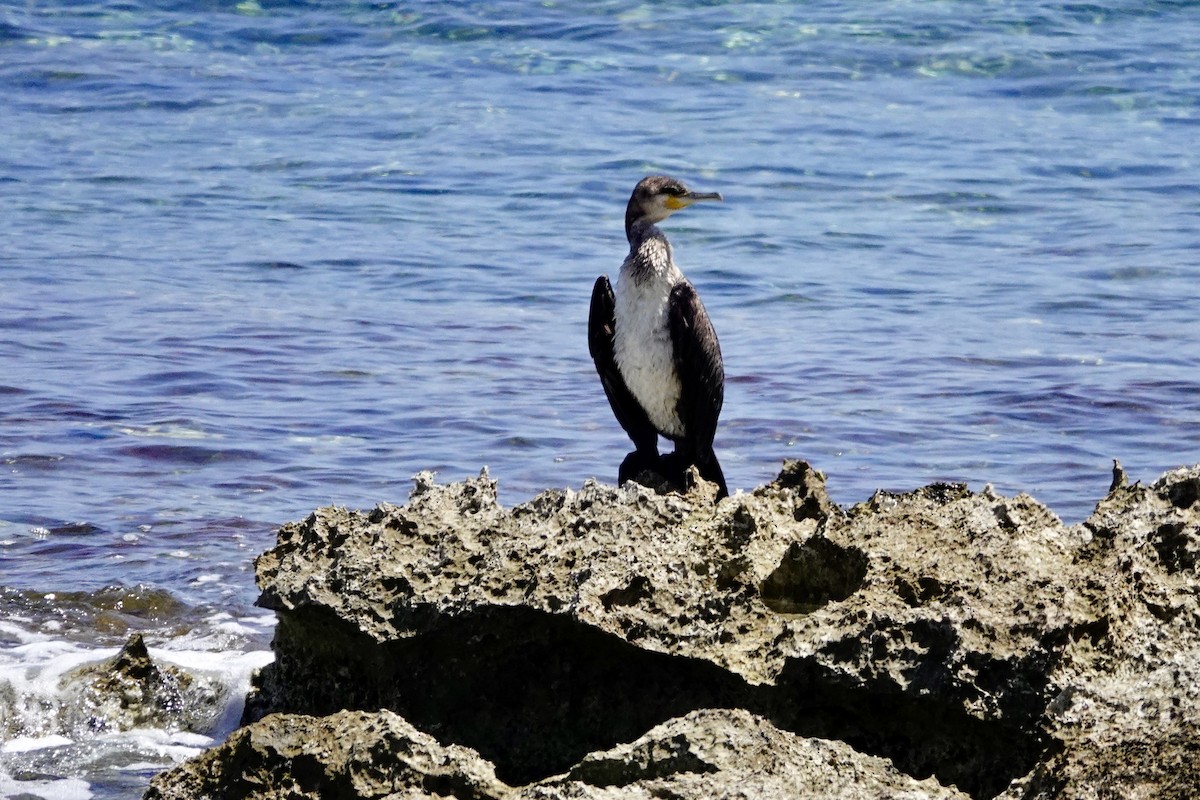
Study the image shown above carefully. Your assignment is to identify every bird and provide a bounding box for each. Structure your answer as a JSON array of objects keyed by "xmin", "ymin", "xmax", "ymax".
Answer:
[{"xmin": 589, "ymin": 175, "xmax": 729, "ymax": 501}]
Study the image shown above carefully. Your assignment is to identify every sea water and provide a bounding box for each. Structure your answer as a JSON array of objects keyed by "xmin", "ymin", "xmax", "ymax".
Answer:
[{"xmin": 2, "ymin": 2, "xmax": 1198, "ymax": 796}]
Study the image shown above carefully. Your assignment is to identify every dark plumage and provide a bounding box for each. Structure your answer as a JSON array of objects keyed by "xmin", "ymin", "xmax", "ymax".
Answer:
[{"xmin": 589, "ymin": 175, "xmax": 728, "ymax": 500}]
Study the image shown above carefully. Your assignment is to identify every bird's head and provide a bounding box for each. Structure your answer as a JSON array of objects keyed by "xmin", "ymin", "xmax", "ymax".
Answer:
[{"xmin": 625, "ymin": 175, "xmax": 722, "ymax": 238}]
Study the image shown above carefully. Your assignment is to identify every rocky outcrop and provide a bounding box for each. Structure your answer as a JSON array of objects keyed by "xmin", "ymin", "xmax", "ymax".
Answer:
[
  {"xmin": 59, "ymin": 633, "xmax": 226, "ymax": 737},
  {"xmin": 549, "ymin": 707, "xmax": 966, "ymax": 799},
  {"xmin": 146, "ymin": 707, "xmax": 966, "ymax": 800},
  {"xmin": 144, "ymin": 709, "xmax": 510, "ymax": 800},
  {"xmin": 147, "ymin": 461, "xmax": 1200, "ymax": 799}
]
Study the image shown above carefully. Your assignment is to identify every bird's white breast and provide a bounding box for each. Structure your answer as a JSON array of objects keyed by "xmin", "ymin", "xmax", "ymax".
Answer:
[{"xmin": 613, "ymin": 264, "xmax": 685, "ymax": 439}]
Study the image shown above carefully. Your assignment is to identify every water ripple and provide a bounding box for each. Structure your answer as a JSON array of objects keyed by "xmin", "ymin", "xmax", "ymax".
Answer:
[{"xmin": 0, "ymin": 0, "xmax": 1196, "ymax": 635}]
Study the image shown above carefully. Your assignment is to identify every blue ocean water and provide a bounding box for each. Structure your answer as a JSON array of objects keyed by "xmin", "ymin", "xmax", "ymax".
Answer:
[{"xmin": 1, "ymin": 1, "xmax": 1198, "ymax": 796}]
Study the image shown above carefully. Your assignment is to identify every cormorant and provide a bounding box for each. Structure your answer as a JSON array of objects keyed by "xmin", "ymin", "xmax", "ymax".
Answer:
[{"xmin": 589, "ymin": 175, "xmax": 729, "ymax": 500}]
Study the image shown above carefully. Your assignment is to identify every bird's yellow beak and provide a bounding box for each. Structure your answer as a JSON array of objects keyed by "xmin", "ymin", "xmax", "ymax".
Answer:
[{"xmin": 665, "ymin": 190, "xmax": 723, "ymax": 210}]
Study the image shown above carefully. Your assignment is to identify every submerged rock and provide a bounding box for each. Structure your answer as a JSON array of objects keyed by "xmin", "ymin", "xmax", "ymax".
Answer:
[
  {"xmin": 61, "ymin": 632, "xmax": 226, "ymax": 736},
  {"xmin": 148, "ymin": 462, "xmax": 1200, "ymax": 799}
]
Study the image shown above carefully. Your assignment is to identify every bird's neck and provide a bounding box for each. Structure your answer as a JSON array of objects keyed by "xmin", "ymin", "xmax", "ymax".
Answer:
[
  {"xmin": 625, "ymin": 195, "xmax": 656, "ymax": 241},
  {"xmin": 622, "ymin": 221, "xmax": 680, "ymax": 287}
]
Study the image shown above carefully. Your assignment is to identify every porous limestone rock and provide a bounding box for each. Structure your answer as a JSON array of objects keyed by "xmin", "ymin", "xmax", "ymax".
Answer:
[
  {"xmin": 143, "ymin": 709, "xmax": 509, "ymax": 800},
  {"xmin": 145, "ymin": 707, "xmax": 968, "ymax": 800},
  {"xmin": 148, "ymin": 461, "xmax": 1200, "ymax": 799},
  {"xmin": 543, "ymin": 707, "xmax": 968, "ymax": 799}
]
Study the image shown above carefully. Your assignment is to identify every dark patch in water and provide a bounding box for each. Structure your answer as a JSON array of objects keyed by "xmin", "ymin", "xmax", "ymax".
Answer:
[{"xmin": 117, "ymin": 445, "xmax": 260, "ymax": 465}]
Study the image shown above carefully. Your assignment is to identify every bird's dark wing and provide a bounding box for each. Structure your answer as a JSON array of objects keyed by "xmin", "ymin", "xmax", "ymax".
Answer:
[
  {"xmin": 668, "ymin": 281, "xmax": 724, "ymax": 451},
  {"xmin": 589, "ymin": 275, "xmax": 658, "ymax": 454},
  {"xmin": 668, "ymin": 281, "xmax": 728, "ymax": 499}
]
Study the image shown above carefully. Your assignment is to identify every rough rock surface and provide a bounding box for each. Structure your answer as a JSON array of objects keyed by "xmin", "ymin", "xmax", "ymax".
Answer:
[
  {"xmin": 148, "ymin": 461, "xmax": 1200, "ymax": 799},
  {"xmin": 146, "ymin": 707, "xmax": 966, "ymax": 800},
  {"xmin": 59, "ymin": 632, "xmax": 226, "ymax": 737},
  {"xmin": 144, "ymin": 709, "xmax": 510, "ymax": 800},
  {"xmin": 547, "ymin": 707, "xmax": 965, "ymax": 799}
]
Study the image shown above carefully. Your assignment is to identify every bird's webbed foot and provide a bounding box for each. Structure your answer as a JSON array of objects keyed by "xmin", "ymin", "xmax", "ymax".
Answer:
[
  {"xmin": 618, "ymin": 449, "xmax": 662, "ymax": 486},
  {"xmin": 618, "ymin": 449, "xmax": 726, "ymax": 502},
  {"xmin": 618, "ymin": 449, "xmax": 690, "ymax": 495}
]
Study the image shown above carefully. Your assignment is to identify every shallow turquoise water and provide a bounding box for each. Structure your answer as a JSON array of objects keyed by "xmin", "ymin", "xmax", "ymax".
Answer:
[{"xmin": 1, "ymin": 2, "xmax": 1198, "ymax": 794}]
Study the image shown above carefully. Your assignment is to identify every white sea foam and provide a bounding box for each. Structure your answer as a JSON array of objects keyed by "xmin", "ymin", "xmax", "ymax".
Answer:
[
  {"xmin": 0, "ymin": 617, "xmax": 45, "ymax": 644},
  {"xmin": 0, "ymin": 611, "xmax": 275, "ymax": 774},
  {"xmin": 0, "ymin": 772, "xmax": 93, "ymax": 800},
  {"xmin": 2, "ymin": 734, "xmax": 75, "ymax": 754},
  {"xmin": 0, "ymin": 729, "xmax": 215, "ymax": 798},
  {"xmin": 117, "ymin": 424, "xmax": 218, "ymax": 440},
  {"xmin": 99, "ymin": 726, "xmax": 216, "ymax": 763},
  {"xmin": 0, "ymin": 639, "xmax": 122, "ymax": 705}
]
